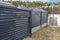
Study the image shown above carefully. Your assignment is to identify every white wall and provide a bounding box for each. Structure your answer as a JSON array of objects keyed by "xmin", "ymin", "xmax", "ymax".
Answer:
[{"xmin": 48, "ymin": 14, "xmax": 60, "ymax": 27}]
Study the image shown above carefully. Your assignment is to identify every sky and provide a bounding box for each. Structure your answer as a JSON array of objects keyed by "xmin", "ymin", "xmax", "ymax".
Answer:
[
  {"xmin": 1, "ymin": 0, "xmax": 60, "ymax": 3},
  {"xmin": 50, "ymin": 0, "xmax": 60, "ymax": 3}
]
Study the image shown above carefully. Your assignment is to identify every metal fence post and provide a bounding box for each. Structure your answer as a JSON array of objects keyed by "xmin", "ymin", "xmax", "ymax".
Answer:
[
  {"xmin": 40, "ymin": 12, "xmax": 42, "ymax": 28},
  {"xmin": 28, "ymin": 11, "xmax": 32, "ymax": 36}
]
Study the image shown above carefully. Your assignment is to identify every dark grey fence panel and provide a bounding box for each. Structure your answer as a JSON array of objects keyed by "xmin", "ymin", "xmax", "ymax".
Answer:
[
  {"xmin": 0, "ymin": 7, "xmax": 31, "ymax": 40},
  {"xmin": 14, "ymin": 11, "xmax": 31, "ymax": 40},
  {"xmin": 32, "ymin": 11, "xmax": 40, "ymax": 28},
  {"xmin": 0, "ymin": 9, "xmax": 16, "ymax": 40},
  {"xmin": 41, "ymin": 12, "xmax": 47, "ymax": 24}
]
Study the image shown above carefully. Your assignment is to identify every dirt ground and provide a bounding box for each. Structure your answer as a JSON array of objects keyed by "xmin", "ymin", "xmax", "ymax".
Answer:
[{"xmin": 23, "ymin": 26, "xmax": 60, "ymax": 40}]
